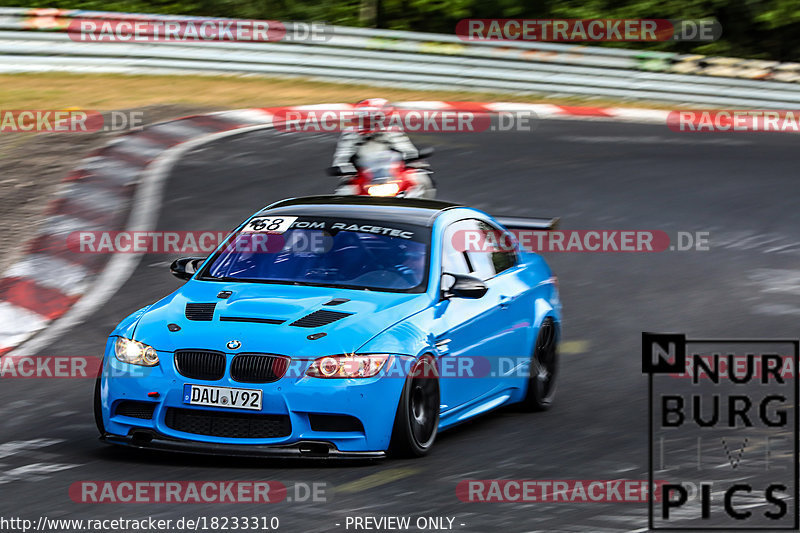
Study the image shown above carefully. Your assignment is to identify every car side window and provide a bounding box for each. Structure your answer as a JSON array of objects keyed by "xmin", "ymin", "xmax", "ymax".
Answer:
[
  {"xmin": 478, "ymin": 220, "xmax": 518, "ymax": 275},
  {"xmin": 463, "ymin": 220, "xmax": 497, "ymax": 281},
  {"xmin": 442, "ymin": 219, "xmax": 518, "ymax": 282},
  {"xmin": 442, "ymin": 220, "xmax": 472, "ymax": 276}
]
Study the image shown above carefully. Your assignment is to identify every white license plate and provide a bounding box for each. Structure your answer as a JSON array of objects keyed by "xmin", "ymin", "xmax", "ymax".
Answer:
[{"xmin": 182, "ymin": 384, "xmax": 262, "ymax": 411}]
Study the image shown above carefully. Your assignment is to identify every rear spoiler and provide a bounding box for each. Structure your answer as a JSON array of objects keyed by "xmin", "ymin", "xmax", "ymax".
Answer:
[{"xmin": 495, "ymin": 216, "xmax": 560, "ymax": 231}]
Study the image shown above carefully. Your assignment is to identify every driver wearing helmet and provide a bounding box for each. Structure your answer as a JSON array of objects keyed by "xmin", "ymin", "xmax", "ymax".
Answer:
[{"xmin": 331, "ymin": 98, "xmax": 419, "ymax": 175}]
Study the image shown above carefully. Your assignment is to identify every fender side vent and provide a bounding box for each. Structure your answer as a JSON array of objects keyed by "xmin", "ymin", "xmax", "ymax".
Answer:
[
  {"xmin": 290, "ymin": 310, "xmax": 353, "ymax": 328},
  {"xmin": 185, "ymin": 303, "xmax": 216, "ymax": 321},
  {"xmin": 323, "ymin": 298, "xmax": 350, "ymax": 306}
]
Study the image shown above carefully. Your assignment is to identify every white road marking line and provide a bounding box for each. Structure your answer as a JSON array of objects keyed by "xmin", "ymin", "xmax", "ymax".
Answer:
[
  {"xmin": 0, "ymin": 302, "xmax": 48, "ymax": 352},
  {"xmin": 77, "ymin": 156, "xmax": 142, "ymax": 185},
  {"xmin": 487, "ymin": 102, "xmax": 564, "ymax": 116},
  {"xmin": 394, "ymin": 101, "xmax": 452, "ymax": 110},
  {"xmin": 0, "ymin": 439, "xmax": 64, "ymax": 459},
  {"xmin": 107, "ymin": 135, "xmax": 171, "ymax": 159},
  {"xmin": 6, "ymin": 254, "xmax": 92, "ymax": 297},
  {"xmin": 60, "ymin": 181, "xmax": 126, "ymax": 214},
  {"xmin": 212, "ymin": 109, "xmax": 275, "ymax": 124},
  {"xmin": 37, "ymin": 214, "xmax": 104, "ymax": 236},
  {"xmin": 288, "ymin": 103, "xmax": 354, "ymax": 111},
  {"xmin": 148, "ymin": 120, "xmax": 214, "ymax": 139},
  {"xmin": 0, "ymin": 463, "xmax": 79, "ymax": 485},
  {"xmin": 607, "ymin": 107, "xmax": 670, "ymax": 123}
]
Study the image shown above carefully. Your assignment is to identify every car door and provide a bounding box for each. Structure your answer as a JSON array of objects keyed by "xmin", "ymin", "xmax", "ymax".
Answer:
[
  {"xmin": 473, "ymin": 219, "xmax": 532, "ymax": 392},
  {"xmin": 431, "ymin": 219, "xmax": 507, "ymax": 412}
]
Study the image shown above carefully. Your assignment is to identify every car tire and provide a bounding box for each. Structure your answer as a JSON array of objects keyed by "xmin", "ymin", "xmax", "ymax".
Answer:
[
  {"xmin": 522, "ymin": 317, "xmax": 558, "ymax": 411},
  {"xmin": 93, "ymin": 374, "xmax": 105, "ymax": 436},
  {"xmin": 389, "ymin": 355, "xmax": 440, "ymax": 458}
]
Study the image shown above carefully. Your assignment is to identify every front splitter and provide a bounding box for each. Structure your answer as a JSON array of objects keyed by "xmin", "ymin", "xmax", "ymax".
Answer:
[{"xmin": 101, "ymin": 432, "xmax": 386, "ymax": 460}]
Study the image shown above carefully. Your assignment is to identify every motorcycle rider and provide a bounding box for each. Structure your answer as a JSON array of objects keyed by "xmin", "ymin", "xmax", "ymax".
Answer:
[
  {"xmin": 331, "ymin": 98, "xmax": 419, "ymax": 176},
  {"xmin": 331, "ymin": 99, "xmax": 434, "ymax": 198}
]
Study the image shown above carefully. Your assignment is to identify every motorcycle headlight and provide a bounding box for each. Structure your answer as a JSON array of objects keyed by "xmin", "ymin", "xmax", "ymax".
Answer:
[
  {"xmin": 367, "ymin": 182, "xmax": 400, "ymax": 197},
  {"xmin": 306, "ymin": 354, "xmax": 393, "ymax": 378},
  {"xmin": 114, "ymin": 337, "xmax": 160, "ymax": 367}
]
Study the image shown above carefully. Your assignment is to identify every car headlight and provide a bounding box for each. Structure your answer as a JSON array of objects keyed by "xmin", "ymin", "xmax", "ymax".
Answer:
[
  {"xmin": 114, "ymin": 337, "xmax": 160, "ymax": 367},
  {"xmin": 306, "ymin": 354, "xmax": 393, "ymax": 378}
]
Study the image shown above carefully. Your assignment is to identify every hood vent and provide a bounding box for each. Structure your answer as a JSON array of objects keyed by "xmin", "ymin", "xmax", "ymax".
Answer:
[
  {"xmin": 290, "ymin": 309, "xmax": 353, "ymax": 328},
  {"xmin": 185, "ymin": 303, "xmax": 216, "ymax": 321},
  {"xmin": 324, "ymin": 298, "xmax": 350, "ymax": 306},
  {"xmin": 220, "ymin": 316, "xmax": 285, "ymax": 325}
]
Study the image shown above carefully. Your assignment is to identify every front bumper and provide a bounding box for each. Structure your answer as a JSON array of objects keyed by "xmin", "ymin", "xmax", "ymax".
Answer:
[
  {"xmin": 99, "ymin": 339, "xmax": 410, "ymax": 455},
  {"xmin": 101, "ymin": 432, "xmax": 385, "ymax": 459}
]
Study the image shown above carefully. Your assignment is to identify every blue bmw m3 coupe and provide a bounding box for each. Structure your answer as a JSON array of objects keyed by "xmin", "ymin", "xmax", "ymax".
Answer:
[{"xmin": 96, "ymin": 196, "xmax": 561, "ymax": 458}]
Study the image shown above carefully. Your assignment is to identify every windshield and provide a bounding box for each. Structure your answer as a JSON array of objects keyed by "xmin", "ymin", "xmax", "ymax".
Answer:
[
  {"xmin": 200, "ymin": 215, "xmax": 430, "ymax": 292},
  {"xmin": 359, "ymin": 148, "xmax": 402, "ymax": 183}
]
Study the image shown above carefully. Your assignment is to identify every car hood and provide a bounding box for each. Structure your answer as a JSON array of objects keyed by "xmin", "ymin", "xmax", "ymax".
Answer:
[{"xmin": 131, "ymin": 280, "xmax": 430, "ymax": 357}]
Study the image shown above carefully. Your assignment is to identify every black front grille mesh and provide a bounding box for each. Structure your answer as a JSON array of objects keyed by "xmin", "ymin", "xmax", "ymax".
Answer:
[
  {"xmin": 164, "ymin": 408, "xmax": 291, "ymax": 438},
  {"xmin": 115, "ymin": 401, "xmax": 156, "ymax": 420},
  {"xmin": 308, "ymin": 414, "xmax": 364, "ymax": 433},
  {"xmin": 175, "ymin": 350, "xmax": 226, "ymax": 381},
  {"xmin": 185, "ymin": 303, "xmax": 216, "ymax": 321},
  {"xmin": 230, "ymin": 353, "xmax": 289, "ymax": 383},
  {"xmin": 290, "ymin": 309, "xmax": 352, "ymax": 328}
]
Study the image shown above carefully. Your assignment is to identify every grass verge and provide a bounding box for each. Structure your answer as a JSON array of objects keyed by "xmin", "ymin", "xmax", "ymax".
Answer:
[{"xmin": 0, "ymin": 72, "xmax": 680, "ymax": 110}]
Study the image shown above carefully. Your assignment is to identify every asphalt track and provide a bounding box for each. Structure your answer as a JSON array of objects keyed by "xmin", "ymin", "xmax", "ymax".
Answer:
[{"xmin": 2, "ymin": 118, "xmax": 800, "ymax": 532}]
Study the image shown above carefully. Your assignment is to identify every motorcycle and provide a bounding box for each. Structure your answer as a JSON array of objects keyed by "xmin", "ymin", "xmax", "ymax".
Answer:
[{"xmin": 329, "ymin": 143, "xmax": 435, "ymax": 199}]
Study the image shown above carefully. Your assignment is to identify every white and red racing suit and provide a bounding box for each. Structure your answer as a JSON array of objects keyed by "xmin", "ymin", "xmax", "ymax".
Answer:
[{"xmin": 331, "ymin": 128, "xmax": 419, "ymax": 174}]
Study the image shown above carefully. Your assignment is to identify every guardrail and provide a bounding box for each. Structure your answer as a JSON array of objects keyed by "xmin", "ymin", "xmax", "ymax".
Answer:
[{"xmin": 0, "ymin": 7, "xmax": 798, "ymax": 108}]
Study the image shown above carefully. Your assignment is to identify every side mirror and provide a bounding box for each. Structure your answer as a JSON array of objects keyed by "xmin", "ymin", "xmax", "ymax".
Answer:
[
  {"xmin": 407, "ymin": 147, "xmax": 434, "ymax": 162},
  {"xmin": 442, "ymin": 272, "xmax": 488, "ymax": 299},
  {"xmin": 326, "ymin": 166, "xmax": 342, "ymax": 176},
  {"xmin": 170, "ymin": 257, "xmax": 205, "ymax": 281},
  {"xmin": 418, "ymin": 146, "xmax": 434, "ymax": 159}
]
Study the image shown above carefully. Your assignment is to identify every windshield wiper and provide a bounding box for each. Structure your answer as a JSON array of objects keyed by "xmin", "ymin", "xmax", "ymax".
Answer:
[{"xmin": 202, "ymin": 275, "xmax": 248, "ymax": 282}]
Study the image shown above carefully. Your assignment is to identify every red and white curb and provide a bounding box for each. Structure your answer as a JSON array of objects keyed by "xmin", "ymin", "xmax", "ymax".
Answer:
[
  {"xmin": 393, "ymin": 101, "xmax": 669, "ymax": 123},
  {"xmin": 0, "ymin": 101, "xmax": 668, "ymax": 356}
]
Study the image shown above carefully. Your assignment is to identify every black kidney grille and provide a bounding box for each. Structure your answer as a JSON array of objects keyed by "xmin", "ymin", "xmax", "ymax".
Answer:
[
  {"xmin": 174, "ymin": 350, "xmax": 226, "ymax": 381},
  {"xmin": 290, "ymin": 309, "xmax": 353, "ymax": 328},
  {"xmin": 115, "ymin": 401, "xmax": 156, "ymax": 420},
  {"xmin": 165, "ymin": 408, "xmax": 291, "ymax": 438},
  {"xmin": 230, "ymin": 353, "xmax": 290, "ymax": 383},
  {"xmin": 185, "ymin": 303, "xmax": 216, "ymax": 321}
]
